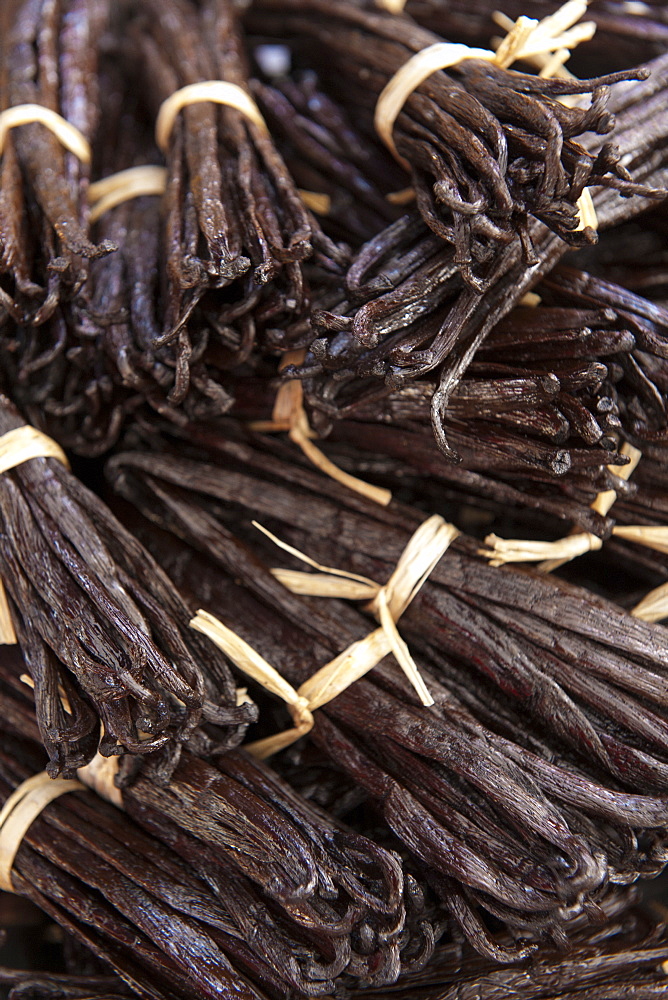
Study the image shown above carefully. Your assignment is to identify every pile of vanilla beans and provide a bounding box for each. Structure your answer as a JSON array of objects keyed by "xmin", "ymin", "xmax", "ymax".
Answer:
[{"xmin": 2, "ymin": 0, "xmax": 668, "ymax": 998}]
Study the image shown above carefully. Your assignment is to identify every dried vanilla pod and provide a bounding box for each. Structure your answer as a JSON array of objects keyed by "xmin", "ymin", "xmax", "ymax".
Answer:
[
  {"xmin": 0, "ymin": 663, "xmax": 433, "ymax": 996},
  {"xmin": 0, "ymin": 396, "xmax": 254, "ymax": 773},
  {"xmin": 105, "ymin": 429, "xmax": 668, "ymax": 959},
  {"xmin": 253, "ymin": 69, "xmax": 404, "ymax": 247},
  {"xmin": 126, "ymin": 0, "xmax": 346, "ymax": 350},
  {"xmin": 0, "ymin": 964, "xmax": 132, "ymax": 1000},
  {"xmin": 247, "ymin": 0, "xmax": 657, "ymax": 286},
  {"xmin": 359, "ymin": 888, "xmax": 668, "ymax": 1000},
  {"xmin": 0, "ymin": 0, "xmax": 115, "ymax": 325}
]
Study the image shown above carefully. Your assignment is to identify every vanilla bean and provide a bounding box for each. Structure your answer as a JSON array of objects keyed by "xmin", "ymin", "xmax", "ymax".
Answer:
[
  {"xmin": 0, "ymin": 397, "xmax": 254, "ymax": 773},
  {"xmin": 0, "ymin": 663, "xmax": 428, "ymax": 994},
  {"xmin": 0, "ymin": 0, "xmax": 115, "ymax": 323}
]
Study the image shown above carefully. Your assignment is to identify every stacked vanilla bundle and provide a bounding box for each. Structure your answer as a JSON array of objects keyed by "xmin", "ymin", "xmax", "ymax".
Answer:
[{"xmin": 1, "ymin": 1, "xmax": 668, "ymax": 998}]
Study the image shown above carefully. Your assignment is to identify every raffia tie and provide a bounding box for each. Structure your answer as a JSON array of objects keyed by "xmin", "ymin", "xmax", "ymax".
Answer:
[
  {"xmin": 0, "ymin": 104, "xmax": 90, "ymax": 162},
  {"xmin": 378, "ymin": 0, "xmax": 597, "ymax": 232},
  {"xmin": 628, "ymin": 528, "xmax": 668, "ymax": 622},
  {"xmin": 0, "ymin": 772, "xmax": 83, "ymax": 891},
  {"xmin": 190, "ymin": 515, "xmax": 458, "ymax": 758},
  {"xmin": 375, "ymin": 0, "xmax": 407, "ymax": 13},
  {"xmin": 156, "ymin": 81, "xmax": 268, "ymax": 150},
  {"xmin": 0, "ymin": 751, "xmax": 126, "ymax": 892},
  {"xmin": 0, "ymin": 426, "xmax": 70, "ymax": 644},
  {"xmin": 88, "ymin": 166, "xmax": 168, "ymax": 222},
  {"xmin": 479, "ymin": 443, "xmax": 668, "ymax": 571},
  {"xmin": 249, "ymin": 349, "xmax": 392, "ymax": 507}
]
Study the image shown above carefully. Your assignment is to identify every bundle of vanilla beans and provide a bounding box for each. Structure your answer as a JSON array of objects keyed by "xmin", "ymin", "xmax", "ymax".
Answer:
[
  {"xmin": 3, "ymin": 0, "xmax": 668, "ymax": 456},
  {"xmin": 0, "ymin": 657, "xmax": 433, "ymax": 997},
  {"xmin": 100, "ymin": 423, "xmax": 668, "ymax": 953},
  {"xmin": 0, "ymin": 0, "xmax": 114, "ymax": 324},
  {"xmin": 0, "ymin": 393, "xmax": 256, "ymax": 774},
  {"xmin": 365, "ymin": 887, "xmax": 668, "ymax": 1000},
  {"xmin": 2, "ymin": 0, "xmax": 668, "ymax": 997},
  {"xmin": 4, "ymin": 885, "xmax": 668, "ymax": 1000}
]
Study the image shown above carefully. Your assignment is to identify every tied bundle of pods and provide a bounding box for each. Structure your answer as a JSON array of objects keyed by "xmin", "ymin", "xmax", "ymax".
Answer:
[
  {"xmin": 234, "ymin": 258, "xmax": 668, "ymax": 536},
  {"xmin": 125, "ymin": 0, "xmax": 347, "ymax": 344},
  {"xmin": 0, "ymin": 0, "xmax": 114, "ymax": 324},
  {"xmin": 6, "ymin": 882, "xmax": 667, "ymax": 1000},
  {"xmin": 0, "ymin": 659, "xmax": 434, "ymax": 998},
  {"xmin": 247, "ymin": 0, "xmax": 658, "ymax": 287},
  {"xmin": 0, "ymin": 48, "xmax": 244, "ymax": 453},
  {"xmin": 277, "ymin": 53, "xmax": 668, "ymax": 458},
  {"xmin": 0, "ymin": 6, "xmax": 355, "ymax": 453},
  {"xmin": 0, "ymin": 57, "xmax": 157, "ymax": 457},
  {"xmin": 105, "ymin": 422, "xmax": 668, "ymax": 959},
  {"xmin": 0, "ymin": 396, "xmax": 255, "ymax": 773},
  {"xmin": 289, "ymin": 258, "xmax": 668, "ymax": 537},
  {"xmin": 4, "ymin": 887, "xmax": 668, "ymax": 1000}
]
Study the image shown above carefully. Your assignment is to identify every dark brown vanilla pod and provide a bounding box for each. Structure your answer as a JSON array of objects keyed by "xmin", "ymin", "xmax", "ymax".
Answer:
[
  {"xmin": 125, "ymin": 0, "xmax": 346, "ymax": 347},
  {"xmin": 0, "ymin": 668, "xmax": 433, "ymax": 995},
  {"xmin": 245, "ymin": 0, "xmax": 656, "ymax": 287},
  {"xmin": 0, "ymin": 964, "xmax": 133, "ymax": 1000},
  {"xmin": 356, "ymin": 891, "xmax": 668, "ymax": 1000},
  {"xmin": 0, "ymin": 0, "xmax": 115, "ymax": 325},
  {"xmin": 0, "ymin": 396, "xmax": 254, "ymax": 774},
  {"xmin": 252, "ymin": 69, "xmax": 405, "ymax": 248},
  {"xmin": 106, "ymin": 433, "xmax": 668, "ymax": 960}
]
